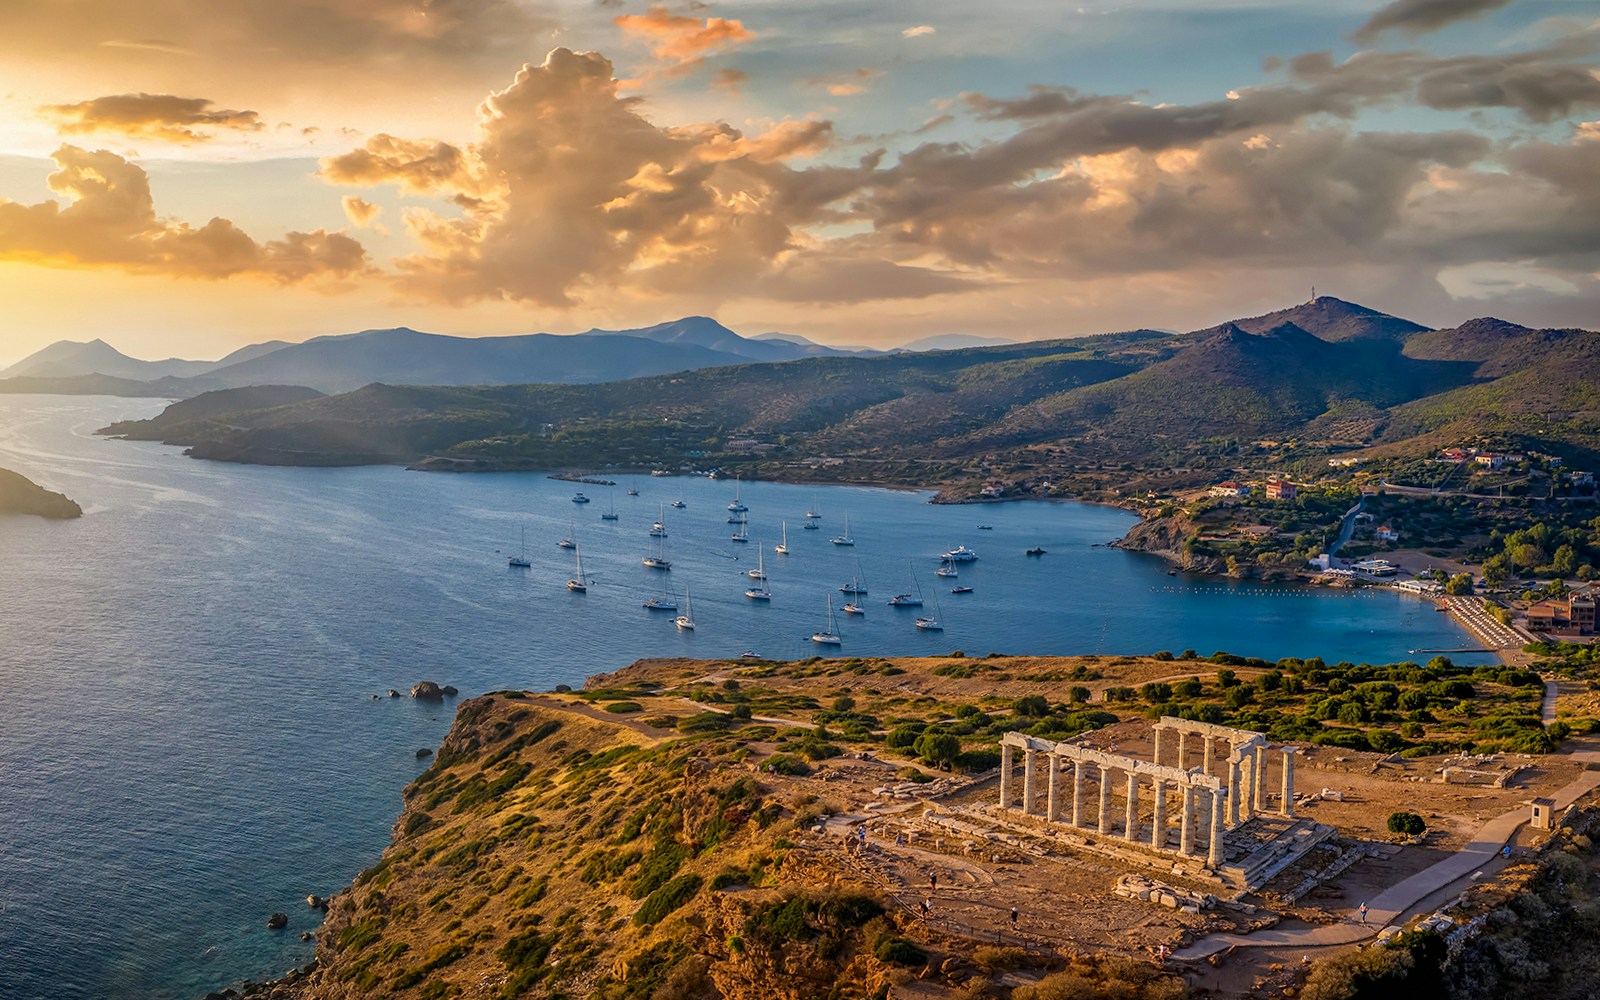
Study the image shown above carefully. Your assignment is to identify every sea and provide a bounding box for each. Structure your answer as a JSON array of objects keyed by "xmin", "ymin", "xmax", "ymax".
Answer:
[{"xmin": 0, "ymin": 394, "xmax": 1492, "ymax": 999}]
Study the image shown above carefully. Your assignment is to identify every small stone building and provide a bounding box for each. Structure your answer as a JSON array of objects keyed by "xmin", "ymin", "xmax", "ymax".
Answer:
[{"xmin": 1530, "ymin": 797, "xmax": 1557, "ymax": 831}]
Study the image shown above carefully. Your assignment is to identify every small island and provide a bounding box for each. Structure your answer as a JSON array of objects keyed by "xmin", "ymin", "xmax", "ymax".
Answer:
[{"xmin": 0, "ymin": 467, "xmax": 82, "ymax": 519}]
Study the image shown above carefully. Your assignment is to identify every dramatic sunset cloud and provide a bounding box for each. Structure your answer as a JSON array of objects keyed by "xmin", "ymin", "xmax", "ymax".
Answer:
[
  {"xmin": 613, "ymin": 5, "xmax": 753, "ymax": 72},
  {"xmin": 0, "ymin": 145, "xmax": 368, "ymax": 282},
  {"xmin": 41, "ymin": 93, "xmax": 263, "ymax": 143}
]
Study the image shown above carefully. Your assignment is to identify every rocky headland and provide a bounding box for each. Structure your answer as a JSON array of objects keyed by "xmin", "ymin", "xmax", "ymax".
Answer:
[{"xmin": 0, "ymin": 467, "xmax": 82, "ymax": 519}]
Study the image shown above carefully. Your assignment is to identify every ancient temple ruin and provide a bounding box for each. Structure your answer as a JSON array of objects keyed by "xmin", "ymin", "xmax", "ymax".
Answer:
[{"xmin": 991, "ymin": 718, "xmax": 1328, "ymax": 889}]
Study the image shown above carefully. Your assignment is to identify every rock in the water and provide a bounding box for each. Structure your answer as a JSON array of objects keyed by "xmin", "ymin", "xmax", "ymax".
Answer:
[
  {"xmin": 266, "ymin": 912, "xmax": 289, "ymax": 930},
  {"xmin": 411, "ymin": 681, "xmax": 444, "ymax": 702},
  {"xmin": 441, "ymin": 685, "xmax": 459, "ymax": 697},
  {"xmin": 386, "ymin": 689, "xmax": 400, "ymax": 698},
  {"xmin": 300, "ymin": 931, "xmax": 314, "ymax": 942},
  {"xmin": 554, "ymin": 684, "xmax": 572, "ymax": 693},
  {"xmin": 416, "ymin": 747, "xmax": 434, "ymax": 759},
  {"xmin": 305, "ymin": 895, "xmax": 322, "ymax": 908}
]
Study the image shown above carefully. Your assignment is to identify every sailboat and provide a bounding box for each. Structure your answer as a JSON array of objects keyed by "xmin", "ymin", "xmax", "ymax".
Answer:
[
  {"xmin": 650, "ymin": 503, "xmax": 668, "ymax": 537},
  {"xmin": 888, "ymin": 565, "xmax": 924, "ymax": 606},
  {"xmin": 830, "ymin": 514, "xmax": 854, "ymax": 546},
  {"xmin": 626, "ymin": 487, "xmax": 640, "ymax": 496},
  {"xmin": 601, "ymin": 491, "xmax": 619, "ymax": 521},
  {"xmin": 916, "ymin": 584, "xmax": 944, "ymax": 630},
  {"xmin": 935, "ymin": 558, "xmax": 957, "ymax": 578},
  {"xmin": 643, "ymin": 574, "xmax": 677, "ymax": 611},
  {"xmin": 745, "ymin": 549, "xmax": 771, "ymax": 600},
  {"xmin": 508, "ymin": 527, "xmax": 532, "ymax": 568},
  {"xmin": 841, "ymin": 599, "xmax": 864, "ymax": 615},
  {"xmin": 675, "ymin": 586, "xmax": 696, "ymax": 630},
  {"xmin": 566, "ymin": 544, "xmax": 588, "ymax": 592},
  {"xmin": 727, "ymin": 476, "xmax": 747, "ymax": 513},
  {"xmin": 643, "ymin": 535, "xmax": 671, "ymax": 570},
  {"xmin": 811, "ymin": 596, "xmax": 842, "ymax": 645},
  {"xmin": 774, "ymin": 521, "xmax": 789, "ymax": 555},
  {"xmin": 730, "ymin": 513, "xmax": 749, "ymax": 542},
  {"xmin": 558, "ymin": 518, "xmax": 576, "ymax": 548},
  {"xmin": 839, "ymin": 559, "xmax": 868, "ymax": 595},
  {"xmin": 805, "ymin": 498, "xmax": 821, "ymax": 519}
]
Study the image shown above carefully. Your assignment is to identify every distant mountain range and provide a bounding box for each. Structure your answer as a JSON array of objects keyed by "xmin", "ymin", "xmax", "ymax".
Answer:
[
  {"xmin": 96, "ymin": 296, "xmax": 1600, "ymax": 484},
  {"xmin": 0, "ymin": 317, "xmax": 877, "ymax": 396}
]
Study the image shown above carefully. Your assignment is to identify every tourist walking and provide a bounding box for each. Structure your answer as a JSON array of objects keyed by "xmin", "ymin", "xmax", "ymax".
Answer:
[
  {"xmin": 1009, "ymin": 906, "xmax": 1019, "ymax": 929},
  {"xmin": 1358, "ymin": 902, "xmax": 1368, "ymax": 924}
]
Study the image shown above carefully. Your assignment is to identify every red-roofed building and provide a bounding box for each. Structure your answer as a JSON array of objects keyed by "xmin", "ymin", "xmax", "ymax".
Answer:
[{"xmin": 1266, "ymin": 480, "xmax": 1297, "ymax": 500}]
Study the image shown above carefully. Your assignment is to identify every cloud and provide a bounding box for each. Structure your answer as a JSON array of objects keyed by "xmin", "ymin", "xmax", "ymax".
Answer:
[
  {"xmin": 805, "ymin": 69, "xmax": 881, "ymax": 97},
  {"xmin": 342, "ymin": 196, "xmax": 382, "ymax": 227},
  {"xmin": 320, "ymin": 135, "xmax": 484, "ymax": 195},
  {"xmin": 711, "ymin": 67, "xmax": 749, "ymax": 93},
  {"xmin": 1352, "ymin": 0, "xmax": 1513, "ymax": 45},
  {"xmin": 0, "ymin": 145, "xmax": 368, "ymax": 282},
  {"xmin": 613, "ymin": 5, "xmax": 753, "ymax": 72},
  {"xmin": 902, "ymin": 25, "xmax": 935, "ymax": 38},
  {"xmin": 40, "ymin": 92, "xmax": 263, "ymax": 143}
]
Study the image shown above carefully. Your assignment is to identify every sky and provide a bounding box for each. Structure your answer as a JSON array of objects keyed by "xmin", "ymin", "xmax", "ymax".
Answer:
[{"xmin": 0, "ymin": 0, "xmax": 1597, "ymax": 363}]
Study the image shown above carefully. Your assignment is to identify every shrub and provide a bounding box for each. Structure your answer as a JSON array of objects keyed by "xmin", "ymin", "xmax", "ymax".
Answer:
[
  {"xmin": 763, "ymin": 753, "xmax": 810, "ymax": 776},
  {"xmin": 604, "ymin": 701, "xmax": 643, "ymax": 713},
  {"xmin": 634, "ymin": 874, "xmax": 703, "ymax": 926},
  {"xmin": 872, "ymin": 935, "xmax": 926, "ymax": 966},
  {"xmin": 1388, "ymin": 811, "xmax": 1426, "ymax": 836},
  {"xmin": 1015, "ymin": 694, "xmax": 1050, "ymax": 717}
]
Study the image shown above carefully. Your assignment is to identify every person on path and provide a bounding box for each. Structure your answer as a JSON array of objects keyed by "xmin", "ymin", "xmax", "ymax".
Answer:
[
  {"xmin": 920, "ymin": 898, "xmax": 931, "ymax": 919},
  {"xmin": 1358, "ymin": 902, "xmax": 1369, "ymax": 924},
  {"xmin": 1010, "ymin": 906, "xmax": 1019, "ymax": 929},
  {"xmin": 929, "ymin": 872, "xmax": 938, "ymax": 892}
]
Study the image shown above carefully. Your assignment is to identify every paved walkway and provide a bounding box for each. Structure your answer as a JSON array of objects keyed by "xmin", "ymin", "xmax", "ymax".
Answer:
[{"xmin": 1175, "ymin": 753, "xmax": 1600, "ymax": 960}]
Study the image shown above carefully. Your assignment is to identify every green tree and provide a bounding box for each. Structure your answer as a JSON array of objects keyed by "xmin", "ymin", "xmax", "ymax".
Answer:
[
  {"xmin": 913, "ymin": 732, "xmax": 962, "ymax": 769},
  {"xmin": 1552, "ymin": 544, "xmax": 1578, "ymax": 578},
  {"xmin": 1444, "ymin": 573, "xmax": 1474, "ymax": 596},
  {"xmin": 1014, "ymin": 694, "xmax": 1049, "ymax": 717},
  {"xmin": 1387, "ymin": 811, "xmax": 1426, "ymax": 835}
]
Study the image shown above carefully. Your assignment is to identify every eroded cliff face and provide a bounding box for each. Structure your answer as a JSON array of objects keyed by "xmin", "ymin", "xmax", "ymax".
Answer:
[
  {"xmin": 286, "ymin": 694, "xmax": 915, "ymax": 1000},
  {"xmin": 1111, "ymin": 512, "xmax": 1222, "ymax": 575},
  {"xmin": 0, "ymin": 467, "xmax": 81, "ymax": 519}
]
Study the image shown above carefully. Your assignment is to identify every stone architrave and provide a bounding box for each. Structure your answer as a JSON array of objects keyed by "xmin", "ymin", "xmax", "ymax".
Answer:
[
  {"xmin": 1124, "ymin": 770, "xmax": 1140, "ymax": 842},
  {"xmin": 1046, "ymin": 754, "xmax": 1061, "ymax": 822}
]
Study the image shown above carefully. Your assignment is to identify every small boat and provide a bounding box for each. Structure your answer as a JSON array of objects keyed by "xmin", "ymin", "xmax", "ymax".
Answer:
[
  {"xmin": 727, "ymin": 476, "xmax": 747, "ymax": 513},
  {"xmin": 745, "ymin": 566, "xmax": 772, "ymax": 599},
  {"xmin": 942, "ymin": 545, "xmax": 978, "ymax": 562},
  {"xmin": 916, "ymin": 574, "xmax": 944, "ymax": 629},
  {"xmin": 840, "ymin": 576, "xmax": 867, "ymax": 595},
  {"xmin": 935, "ymin": 560, "xmax": 957, "ymax": 578},
  {"xmin": 508, "ymin": 527, "xmax": 532, "ymax": 569},
  {"xmin": 644, "ymin": 573, "xmax": 677, "ymax": 611},
  {"xmin": 557, "ymin": 518, "xmax": 576, "ymax": 548},
  {"xmin": 950, "ymin": 585, "xmax": 973, "ymax": 594},
  {"xmin": 643, "ymin": 536, "xmax": 671, "ymax": 570},
  {"xmin": 650, "ymin": 503, "xmax": 667, "ymax": 537},
  {"xmin": 805, "ymin": 498, "xmax": 821, "ymax": 519},
  {"xmin": 675, "ymin": 586, "xmax": 695, "ymax": 630},
  {"xmin": 738, "ymin": 650, "xmax": 762, "ymax": 660},
  {"xmin": 842, "ymin": 602, "xmax": 864, "ymax": 615},
  {"xmin": 801, "ymin": 520, "xmax": 820, "ymax": 531},
  {"xmin": 601, "ymin": 491, "xmax": 619, "ymax": 521},
  {"xmin": 671, "ymin": 499, "xmax": 686, "ymax": 509},
  {"xmin": 977, "ymin": 525, "xmax": 993, "ymax": 531},
  {"xmin": 747, "ymin": 548, "xmax": 767, "ymax": 580},
  {"xmin": 731, "ymin": 513, "xmax": 749, "ymax": 542},
  {"xmin": 774, "ymin": 521, "xmax": 789, "ymax": 555},
  {"xmin": 566, "ymin": 544, "xmax": 588, "ymax": 592},
  {"xmin": 572, "ymin": 492, "xmax": 590, "ymax": 503},
  {"xmin": 626, "ymin": 487, "xmax": 640, "ymax": 495},
  {"xmin": 830, "ymin": 514, "xmax": 854, "ymax": 546},
  {"xmin": 1026, "ymin": 546, "xmax": 1046, "ymax": 556},
  {"xmin": 811, "ymin": 596, "xmax": 842, "ymax": 645},
  {"xmin": 888, "ymin": 564, "xmax": 924, "ymax": 606}
]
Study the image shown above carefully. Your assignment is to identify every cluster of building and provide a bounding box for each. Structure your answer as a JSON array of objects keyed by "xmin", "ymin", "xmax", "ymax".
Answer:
[
  {"xmin": 1437, "ymin": 447, "xmax": 1525, "ymax": 469},
  {"xmin": 1526, "ymin": 584, "xmax": 1599, "ymax": 635},
  {"xmin": 1208, "ymin": 478, "xmax": 1298, "ymax": 500}
]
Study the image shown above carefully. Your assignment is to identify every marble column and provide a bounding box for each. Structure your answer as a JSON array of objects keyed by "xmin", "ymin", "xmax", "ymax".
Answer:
[
  {"xmin": 1098, "ymin": 767, "xmax": 1114, "ymax": 834},
  {"xmin": 1227, "ymin": 759, "xmax": 1242, "ymax": 827},
  {"xmin": 1023, "ymin": 750, "xmax": 1039, "ymax": 815},
  {"xmin": 1151, "ymin": 779, "xmax": 1168, "ymax": 851},
  {"xmin": 1152, "ymin": 726, "xmax": 1163, "ymax": 766},
  {"xmin": 1255, "ymin": 746, "xmax": 1269, "ymax": 813},
  {"xmin": 1208, "ymin": 789, "xmax": 1227, "ymax": 868},
  {"xmin": 1072, "ymin": 760, "xmax": 1084, "ymax": 827},
  {"xmin": 1239, "ymin": 755, "xmax": 1254, "ymax": 822},
  {"xmin": 1179, "ymin": 786, "xmax": 1195, "ymax": 855},
  {"xmin": 1000, "ymin": 743, "xmax": 1014, "ymax": 808},
  {"xmin": 1175, "ymin": 731, "xmax": 1187, "ymax": 770},
  {"xmin": 1281, "ymin": 748, "xmax": 1296, "ymax": 818},
  {"xmin": 1124, "ymin": 771, "xmax": 1140, "ymax": 842},
  {"xmin": 1046, "ymin": 754, "xmax": 1061, "ymax": 822}
]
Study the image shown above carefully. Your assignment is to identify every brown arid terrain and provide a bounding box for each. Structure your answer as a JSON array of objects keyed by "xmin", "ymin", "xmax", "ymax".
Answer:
[{"xmin": 247, "ymin": 654, "xmax": 1600, "ymax": 1000}]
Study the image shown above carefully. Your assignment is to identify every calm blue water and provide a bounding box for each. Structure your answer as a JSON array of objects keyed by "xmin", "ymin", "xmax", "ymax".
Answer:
[{"xmin": 0, "ymin": 395, "xmax": 1488, "ymax": 999}]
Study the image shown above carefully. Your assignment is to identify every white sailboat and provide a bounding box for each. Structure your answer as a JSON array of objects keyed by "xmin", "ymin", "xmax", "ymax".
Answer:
[
  {"xmin": 811, "ymin": 595, "xmax": 842, "ymax": 645},
  {"xmin": 747, "ymin": 548, "xmax": 767, "ymax": 580},
  {"xmin": 650, "ymin": 503, "xmax": 667, "ymax": 537},
  {"xmin": 730, "ymin": 513, "xmax": 749, "ymax": 542},
  {"xmin": 601, "ymin": 490, "xmax": 619, "ymax": 521},
  {"xmin": 727, "ymin": 476, "xmax": 747, "ymax": 513},
  {"xmin": 887, "ymin": 565, "xmax": 924, "ymax": 606},
  {"xmin": 839, "ymin": 559, "xmax": 868, "ymax": 595},
  {"xmin": 508, "ymin": 527, "xmax": 531, "ymax": 568},
  {"xmin": 916, "ymin": 573, "xmax": 944, "ymax": 629},
  {"xmin": 566, "ymin": 544, "xmax": 588, "ymax": 592},
  {"xmin": 675, "ymin": 586, "xmax": 696, "ymax": 630},
  {"xmin": 935, "ymin": 558, "xmax": 957, "ymax": 578},
  {"xmin": 558, "ymin": 518, "xmax": 576, "ymax": 548},
  {"xmin": 774, "ymin": 521, "xmax": 789, "ymax": 555},
  {"xmin": 643, "ymin": 535, "xmax": 671, "ymax": 570},
  {"xmin": 830, "ymin": 514, "xmax": 854, "ymax": 546},
  {"xmin": 643, "ymin": 574, "xmax": 677, "ymax": 611},
  {"xmin": 744, "ymin": 553, "xmax": 771, "ymax": 600},
  {"xmin": 842, "ymin": 600, "xmax": 864, "ymax": 615},
  {"xmin": 805, "ymin": 498, "xmax": 821, "ymax": 519}
]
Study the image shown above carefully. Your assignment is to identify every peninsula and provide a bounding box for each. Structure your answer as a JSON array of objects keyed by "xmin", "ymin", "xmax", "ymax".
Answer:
[{"xmin": 0, "ymin": 467, "xmax": 81, "ymax": 519}]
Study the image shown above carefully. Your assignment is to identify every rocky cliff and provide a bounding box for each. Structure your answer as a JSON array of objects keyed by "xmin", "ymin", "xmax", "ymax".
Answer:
[
  {"xmin": 1110, "ymin": 511, "xmax": 1222, "ymax": 574},
  {"xmin": 0, "ymin": 467, "xmax": 82, "ymax": 519}
]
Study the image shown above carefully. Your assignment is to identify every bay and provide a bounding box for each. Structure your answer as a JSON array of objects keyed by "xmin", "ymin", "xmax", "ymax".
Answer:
[{"xmin": 0, "ymin": 395, "xmax": 1488, "ymax": 999}]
